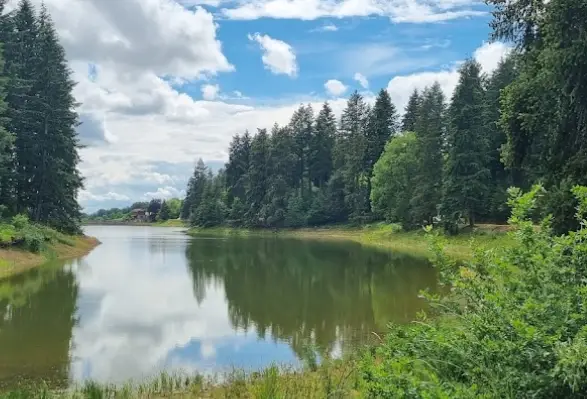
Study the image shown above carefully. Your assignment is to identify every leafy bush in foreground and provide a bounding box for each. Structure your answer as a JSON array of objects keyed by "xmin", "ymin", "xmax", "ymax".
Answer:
[
  {"xmin": 0, "ymin": 214, "xmax": 73, "ymax": 253},
  {"xmin": 361, "ymin": 185, "xmax": 587, "ymax": 398}
]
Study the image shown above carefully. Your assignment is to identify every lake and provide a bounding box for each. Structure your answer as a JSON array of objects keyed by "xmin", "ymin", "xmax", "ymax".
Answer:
[{"xmin": 0, "ymin": 226, "xmax": 437, "ymax": 389}]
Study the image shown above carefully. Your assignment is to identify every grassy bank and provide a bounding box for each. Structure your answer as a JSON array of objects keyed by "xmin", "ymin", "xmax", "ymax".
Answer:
[
  {"xmin": 0, "ymin": 216, "xmax": 100, "ymax": 279},
  {"xmin": 2, "ymin": 361, "xmax": 360, "ymax": 398},
  {"xmin": 187, "ymin": 223, "xmax": 513, "ymax": 259}
]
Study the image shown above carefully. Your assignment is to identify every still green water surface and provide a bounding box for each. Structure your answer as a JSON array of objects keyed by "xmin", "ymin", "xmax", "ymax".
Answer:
[{"xmin": 0, "ymin": 226, "xmax": 437, "ymax": 389}]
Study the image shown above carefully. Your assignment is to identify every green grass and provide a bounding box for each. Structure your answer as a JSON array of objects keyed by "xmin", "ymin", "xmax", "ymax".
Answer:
[
  {"xmin": 0, "ymin": 360, "xmax": 361, "ymax": 398},
  {"xmin": 187, "ymin": 222, "xmax": 513, "ymax": 260}
]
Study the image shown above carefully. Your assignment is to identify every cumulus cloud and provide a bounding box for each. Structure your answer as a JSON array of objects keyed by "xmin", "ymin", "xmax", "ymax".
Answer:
[
  {"xmin": 387, "ymin": 41, "xmax": 511, "ymax": 113},
  {"xmin": 248, "ymin": 33, "xmax": 298, "ymax": 77},
  {"xmin": 143, "ymin": 186, "xmax": 186, "ymax": 200},
  {"xmin": 354, "ymin": 73, "xmax": 369, "ymax": 89},
  {"xmin": 222, "ymin": 0, "xmax": 485, "ymax": 23},
  {"xmin": 324, "ymin": 79, "xmax": 347, "ymax": 97},
  {"xmin": 201, "ymin": 84, "xmax": 220, "ymax": 100}
]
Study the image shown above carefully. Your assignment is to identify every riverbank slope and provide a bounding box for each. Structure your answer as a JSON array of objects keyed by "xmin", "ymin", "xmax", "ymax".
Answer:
[
  {"xmin": 187, "ymin": 223, "xmax": 512, "ymax": 259},
  {"xmin": 0, "ymin": 219, "xmax": 100, "ymax": 279}
]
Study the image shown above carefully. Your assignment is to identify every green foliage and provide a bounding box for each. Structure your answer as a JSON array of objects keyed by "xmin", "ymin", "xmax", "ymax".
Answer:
[
  {"xmin": 441, "ymin": 59, "xmax": 490, "ymax": 232},
  {"xmin": 361, "ymin": 185, "xmax": 587, "ymax": 398},
  {"xmin": 0, "ymin": 213, "xmax": 71, "ymax": 253},
  {"xmin": 371, "ymin": 132, "xmax": 419, "ymax": 229}
]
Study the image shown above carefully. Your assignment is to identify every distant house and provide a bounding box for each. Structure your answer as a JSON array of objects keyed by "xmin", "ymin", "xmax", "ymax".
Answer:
[{"xmin": 130, "ymin": 208, "xmax": 149, "ymax": 222}]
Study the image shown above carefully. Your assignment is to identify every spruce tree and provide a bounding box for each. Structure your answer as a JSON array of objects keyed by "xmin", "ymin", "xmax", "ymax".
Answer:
[
  {"xmin": 7, "ymin": 0, "xmax": 40, "ymax": 216},
  {"xmin": 441, "ymin": 60, "xmax": 490, "ymax": 231},
  {"xmin": 29, "ymin": 6, "xmax": 83, "ymax": 232},
  {"xmin": 365, "ymin": 89, "xmax": 398, "ymax": 198},
  {"xmin": 335, "ymin": 91, "xmax": 370, "ymax": 221},
  {"xmin": 0, "ymin": 34, "xmax": 14, "ymax": 215},
  {"xmin": 401, "ymin": 89, "xmax": 421, "ymax": 132},
  {"xmin": 309, "ymin": 102, "xmax": 336, "ymax": 189},
  {"xmin": 158, "ymin": 200, "xmax": 170, "ymax": 221},
  {"xmin": 246, "ymin": 128, "xmax": 270, "ymax": 226},
  {"xmin": 485, "ymin": 55, "xmax": 517, "ymax": 222},
  {"xmin": 181, "ymin": 159, "xmax": 208, "ymax": 220},
  {"xmin": 289, "ymin": 104, "xmax": 314, "ymax": 198},
  {"xmin": 411, "ymin": 83, "xmax": 446, "ymax": 226}
]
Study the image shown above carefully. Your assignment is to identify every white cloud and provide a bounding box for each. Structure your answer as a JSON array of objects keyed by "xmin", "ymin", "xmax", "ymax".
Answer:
[
  {"xmin": 222, "ymin": 0, "xmax": 485, "ymax": 23},
  {"xmin": 143, "ymin": 186, "xmax": 186, "ymax": 200},
  {"xmin": 248, "ymin": 33, "xmax": 298, "ymax": 77},
  {"xmin": 387, "ymin": 41, "xmax": 511, "ymax": 113},
  {"xmin": 474, "ymin": 41, "xmax": 512, "ymax": 75},
  {"xmin": 324, "ymin": 79, "xmax": 347, "ymax": 97},
  {"xmin": 201, "ymin": 84, "xmax": 220, "ymax": 100},
  {"xmin": 79, "ymin": 190, "xmax": 130, "ymax": 202},
  {"xmin": 354, "ymin": 73, "xmax": 369, "ymax": 89},
  {"xmin": 313, "ymin": 23, "xmax": 338, "ymax": 32}
]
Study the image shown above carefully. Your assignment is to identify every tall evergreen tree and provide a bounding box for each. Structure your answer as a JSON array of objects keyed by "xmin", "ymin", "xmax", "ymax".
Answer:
[
  {"xmin": 181, "ymin": 159, "xmax": 208, "ymax": 220},
  {"xmin": 290, "ymin": 104, "xmax": 314, "ymax": 198},
  {"xmin": 246, "ymin": 128, "xmax": 270, "ymax": 226},
  {"xmin": 401, "ymin": 89, "xmax": 421, "ymax": 132},
  {"xmin": 411, "ymin": 83, "xmax": 446, "ymax": 226},
  {"xmin": 8, "ymin": 0, "xmax": 40, "ymax": 216},
  {"xmin": 29, "ymin": 6, "xmax": 83, "ymax": 232},
  {"xmin": 441, "ymin": 60, "xmax": 490, "ymax": 231},
  {"xmin": 0, "ymin": 28, "xmax": 14, "ymax": 215},
  {"xmin": 309, "ymin": 102, "xmax": 336, "ymax": 189},
  {"xmin": 365, "ymin": 89, "xmax": 398, "ymax": 200},
  {"xmin": 335, "ymin": 91, "xmax": 370, "ymax": 221},
  {"xmin": 485, "ymin": 55, "xmax": 518, "ymax": 221}
]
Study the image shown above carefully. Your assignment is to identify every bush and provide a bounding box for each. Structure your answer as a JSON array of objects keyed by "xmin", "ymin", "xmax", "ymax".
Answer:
[{"xmin": 361, "ymin": 185, "xmax": 587, "ymax": 398}]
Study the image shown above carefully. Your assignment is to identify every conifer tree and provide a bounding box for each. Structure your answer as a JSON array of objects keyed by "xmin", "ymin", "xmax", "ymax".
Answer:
[
  {"xmin": 246, "ymin": 128, "xmax": 270, "ymax": 225},
  {"xmin": 401, "ymin": 89, "xmax": 421, "ymax": 132},
  {"xmin": 181, "ymin": 159, "xmax": 208, "ymax": 220},
  {"xmin": 441, "ymin": 60, "xmax": 490, "ymax": 231},
  {"xmin": 411, "ymin": 83, "xmax": 446, "ymax": 226},
  {"xmin": 309, "ymin": 102, "xmax": 336, "ymax": 189},
  {"xmin": 365, "ymin": 89, "xmax": 398, "ymax": 198}
]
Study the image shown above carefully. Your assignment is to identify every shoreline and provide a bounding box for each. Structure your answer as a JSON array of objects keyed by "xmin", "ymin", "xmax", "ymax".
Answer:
[
  {"xmin": 82, "ymin": 219, "xmax": 186, "ymax": 227},
  {"xmin": 187, "ymin": 224, "xmax": 512, "ymax": 260},
  {"xmin": 0, "ymin": 235, "xmax": 100, "ymax": 279}
]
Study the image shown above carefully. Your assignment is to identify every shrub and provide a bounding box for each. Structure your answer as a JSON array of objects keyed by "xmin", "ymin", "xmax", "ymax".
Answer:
[{"xmin": 361, "ymin": 185, "xmax": 587, "ymax": 398}]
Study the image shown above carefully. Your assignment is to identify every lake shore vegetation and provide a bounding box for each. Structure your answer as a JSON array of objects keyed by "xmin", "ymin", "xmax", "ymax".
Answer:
[
  {"xmin": 0, "ymin": 0, "xmax": 91, "ymax": 271},
  {"xmin": 0, "ymin": 214, "xmax": 99, "ymax": 279}
]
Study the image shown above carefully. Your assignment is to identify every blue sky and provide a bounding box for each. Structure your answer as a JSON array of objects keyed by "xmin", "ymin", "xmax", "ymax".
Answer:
[{"xmin": 9, "ymin": 0, "xmax": 509, "ymax": 212}]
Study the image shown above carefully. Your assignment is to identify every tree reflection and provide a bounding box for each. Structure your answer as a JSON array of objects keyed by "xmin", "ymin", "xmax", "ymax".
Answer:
[
  {"xmin": 185, "ymin": 237, "xmax": 437, "ymax": 362},
  {"xmin": 0, "ymin": 262, "xmax": 79, "ymax": 390}
]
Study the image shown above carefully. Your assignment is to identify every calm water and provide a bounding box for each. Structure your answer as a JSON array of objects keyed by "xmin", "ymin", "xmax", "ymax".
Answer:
[{"xmin": 0, "ymin": 226, "xmax": 437, "ymax": 389}]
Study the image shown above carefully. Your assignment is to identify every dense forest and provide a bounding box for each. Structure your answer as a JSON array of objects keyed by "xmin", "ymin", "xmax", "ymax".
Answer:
[
  {"xmin": 182, "ymin": 61, "xmax": 518, "ymax": 233},
  {"xmin": 0, "ymin": 0, "xmax": 82, "ymax": 234},
  {"xmin": 182, "ymin": 0, "xmax": 587, "ymax": 235}
]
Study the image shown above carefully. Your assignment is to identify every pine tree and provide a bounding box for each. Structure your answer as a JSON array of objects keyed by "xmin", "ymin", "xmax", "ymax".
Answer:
[
  {"xmin": 158, "ymin": 200, "xmax": 170, "ymax": 221},
  {"xmin": 441, "ymin": 60, "xmax": 490, "ymax": 231},
  {"xmin": 290, "ymin": 105, "xmax": 314, "ymax": 198},
  {"xmin": 309, "ymin": 102, "xmax": 336, "ymax": 189},
  {"xmin": 246, "ymin": 128, "xmax": 270, "ymax": 226},
  {"xmin": 365, "ymin": 89, "xmax": 398, "ymax": 196},
  {"xmin": 225, "ymin": 132, "xmax": 251, "ymax": 206},
  {"xmin": 181, "ymin": 159, "xmax": 208, "ymax": 220},
  {"xmin": 335, "ymin": 91, "xmax": 370, "ymax": 221},
  {"xmin": 411, "ymin": 83, "xmax": 446, "ymax": 226},
  {"xmin": 401, "ymin": 89, "xmax": 421, "ymax": 132},
  {"xmin": 7, "ymin": 0, "xmax": 41, "ymax": 216},
  {"xmin": 0, "ymin": 30, "xmax": 14, "ymax": 215},
  {"xmin": 28, "ymin": 6, "xmax": 83, "ymax": 232},
  {"xmin": 485, "ymin": 55, "xmax": 517, "ymax": 222}
]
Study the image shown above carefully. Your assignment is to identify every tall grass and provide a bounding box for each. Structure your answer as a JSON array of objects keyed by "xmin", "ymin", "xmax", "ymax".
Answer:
[{"xmin": 0, "ymin": 360, "xmax": 359, "ymax": 399}]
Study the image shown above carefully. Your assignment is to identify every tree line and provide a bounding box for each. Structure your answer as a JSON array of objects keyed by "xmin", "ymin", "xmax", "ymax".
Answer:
[
  {"xmin": 0, "ymin": 0, "xmax": 82, "ymax": 233},
  {"xmin": 181, "ymin": 56, "xmax": 520, "ymax": 232},
  {"xmin": 84, "ymin": 198, "xmax": 183, "ymax": 223}
]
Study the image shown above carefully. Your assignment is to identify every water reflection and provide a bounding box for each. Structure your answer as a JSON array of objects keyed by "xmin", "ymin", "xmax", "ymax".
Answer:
[
  {"xmin": 0, "ymin": 227, "xmax": 437, "ymax": 389},
  {"xmin": 186, "ymin": 237, "xmax": 437, "ymax": 362},
  {"xmin": 0, "ymin": 262, "xmax": 79, "ymax": 390}
]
